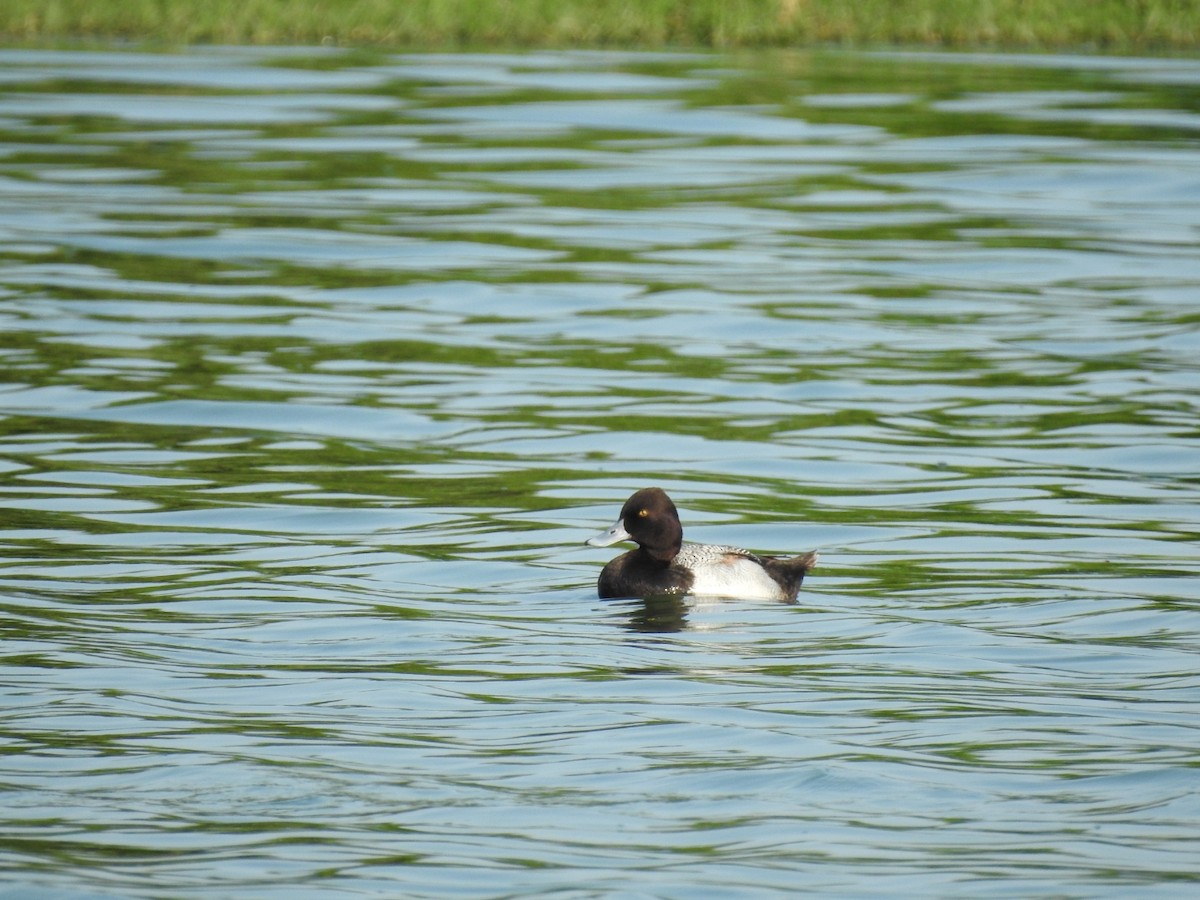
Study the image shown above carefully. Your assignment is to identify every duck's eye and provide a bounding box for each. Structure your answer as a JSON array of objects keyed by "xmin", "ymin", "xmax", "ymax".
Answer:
[{"xmin": 637, "ymin": 508, "xmax": 648, "ymax": 518}]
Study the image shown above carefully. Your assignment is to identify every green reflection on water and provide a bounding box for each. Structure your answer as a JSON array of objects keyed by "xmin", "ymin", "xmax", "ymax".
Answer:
[{"xmin": 0, "ymin": 47, "xmax": 1195, "ymax": 900}]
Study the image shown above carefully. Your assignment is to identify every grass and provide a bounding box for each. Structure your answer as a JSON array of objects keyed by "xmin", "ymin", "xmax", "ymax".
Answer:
[{"xmin": 1, "ymin": 0, "xmax": 1198, "ymax": 52}]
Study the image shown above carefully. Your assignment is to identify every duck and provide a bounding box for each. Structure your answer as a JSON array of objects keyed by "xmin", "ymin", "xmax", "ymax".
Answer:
[{"xmin": 586, "ymin": 487, "xmax": 817, "ymax": 602}]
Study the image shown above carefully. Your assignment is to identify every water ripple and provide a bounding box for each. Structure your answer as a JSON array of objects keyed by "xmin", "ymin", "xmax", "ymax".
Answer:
[{"xmin": 0, "ymin": 46, "xmax": 1198, "ymax": 898}]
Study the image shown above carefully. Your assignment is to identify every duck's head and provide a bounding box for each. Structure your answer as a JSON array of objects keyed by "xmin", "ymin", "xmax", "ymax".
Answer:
[{"xmin": 586, "ymin": 487, "xmax": 683, "ymax": 562}]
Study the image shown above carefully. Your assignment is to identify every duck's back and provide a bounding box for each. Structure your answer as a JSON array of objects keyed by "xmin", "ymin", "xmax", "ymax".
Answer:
[{"xmin": 676, "ymin": 542, "xmax": 807, "ymax": 602}]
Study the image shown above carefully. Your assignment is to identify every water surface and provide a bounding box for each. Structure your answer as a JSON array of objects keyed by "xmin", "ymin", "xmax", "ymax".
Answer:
[{"xmin": 1, "ymin": 46, "xmax": 1198, "ymax": 897}]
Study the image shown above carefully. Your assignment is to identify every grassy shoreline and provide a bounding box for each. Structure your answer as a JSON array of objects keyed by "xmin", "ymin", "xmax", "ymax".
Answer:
[{"xmin": 2, "ymin": 0, "xmax": 1199, "ymax": 53}]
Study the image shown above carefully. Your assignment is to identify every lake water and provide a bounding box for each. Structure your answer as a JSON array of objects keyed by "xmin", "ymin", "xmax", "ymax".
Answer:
[{"xmin": 1, "ymin": 45, "xmax": 1198, "ymax": 897}]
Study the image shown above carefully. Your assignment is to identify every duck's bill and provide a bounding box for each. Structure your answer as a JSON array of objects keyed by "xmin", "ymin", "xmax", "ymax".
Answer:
[{"xmin": 586, "ymin": 519, "xmax": 631, "ymax": 547}]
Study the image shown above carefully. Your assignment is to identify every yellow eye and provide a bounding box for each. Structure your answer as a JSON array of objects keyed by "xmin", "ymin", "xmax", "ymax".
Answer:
[{"xmin": 637, "ymin": 508, "xmax": 648, "ymax": 518}]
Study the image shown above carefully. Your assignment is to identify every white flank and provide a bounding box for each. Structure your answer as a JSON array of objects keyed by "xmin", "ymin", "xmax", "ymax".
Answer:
[{"xmin": 675, "ymin": 543, "xmax": 786, "ymax": 601}]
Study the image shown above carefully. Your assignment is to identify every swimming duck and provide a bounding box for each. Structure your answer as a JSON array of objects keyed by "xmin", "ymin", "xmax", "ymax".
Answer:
[{"xmin": 586, "ymin": 487, "xmax": 817, "ymax": 601}]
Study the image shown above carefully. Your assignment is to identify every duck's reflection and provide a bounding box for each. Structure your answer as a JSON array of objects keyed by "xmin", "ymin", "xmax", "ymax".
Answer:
[
  {"xmin": 614, "ymin": 593, "xmax": 691, "ymax": 633},
  {"xmin": 610, "ymin": 592, "xmax": 802, "ymax": 633}
]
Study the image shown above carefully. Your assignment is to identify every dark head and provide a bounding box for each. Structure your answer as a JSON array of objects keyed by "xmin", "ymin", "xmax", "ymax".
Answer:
[{"xmin": 586, "ymin": 487, "xmax": 683, "ymax": 562}]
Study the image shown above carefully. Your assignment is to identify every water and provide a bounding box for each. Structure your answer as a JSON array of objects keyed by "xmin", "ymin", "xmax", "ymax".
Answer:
[{"xmin": 0, "ymin": 45, "xmax": 1198, "ymax": 897}]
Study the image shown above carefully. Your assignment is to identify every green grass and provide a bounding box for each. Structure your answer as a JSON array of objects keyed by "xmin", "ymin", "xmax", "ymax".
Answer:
[{"xmin": 2, "ymin": 0, "xmax": 1198, "ymax": 52}]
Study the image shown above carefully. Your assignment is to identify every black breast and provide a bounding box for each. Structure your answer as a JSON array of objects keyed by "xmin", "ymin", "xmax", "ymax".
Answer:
[{"xmin": 597, "ymin": 549, "xmax": 694, "ymax": 599}]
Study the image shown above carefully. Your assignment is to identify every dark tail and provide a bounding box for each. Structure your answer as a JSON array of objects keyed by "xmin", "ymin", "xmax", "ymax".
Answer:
[{"xmin": 764, "ymin": 551, "xmax": 818, "ymax": 602}]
